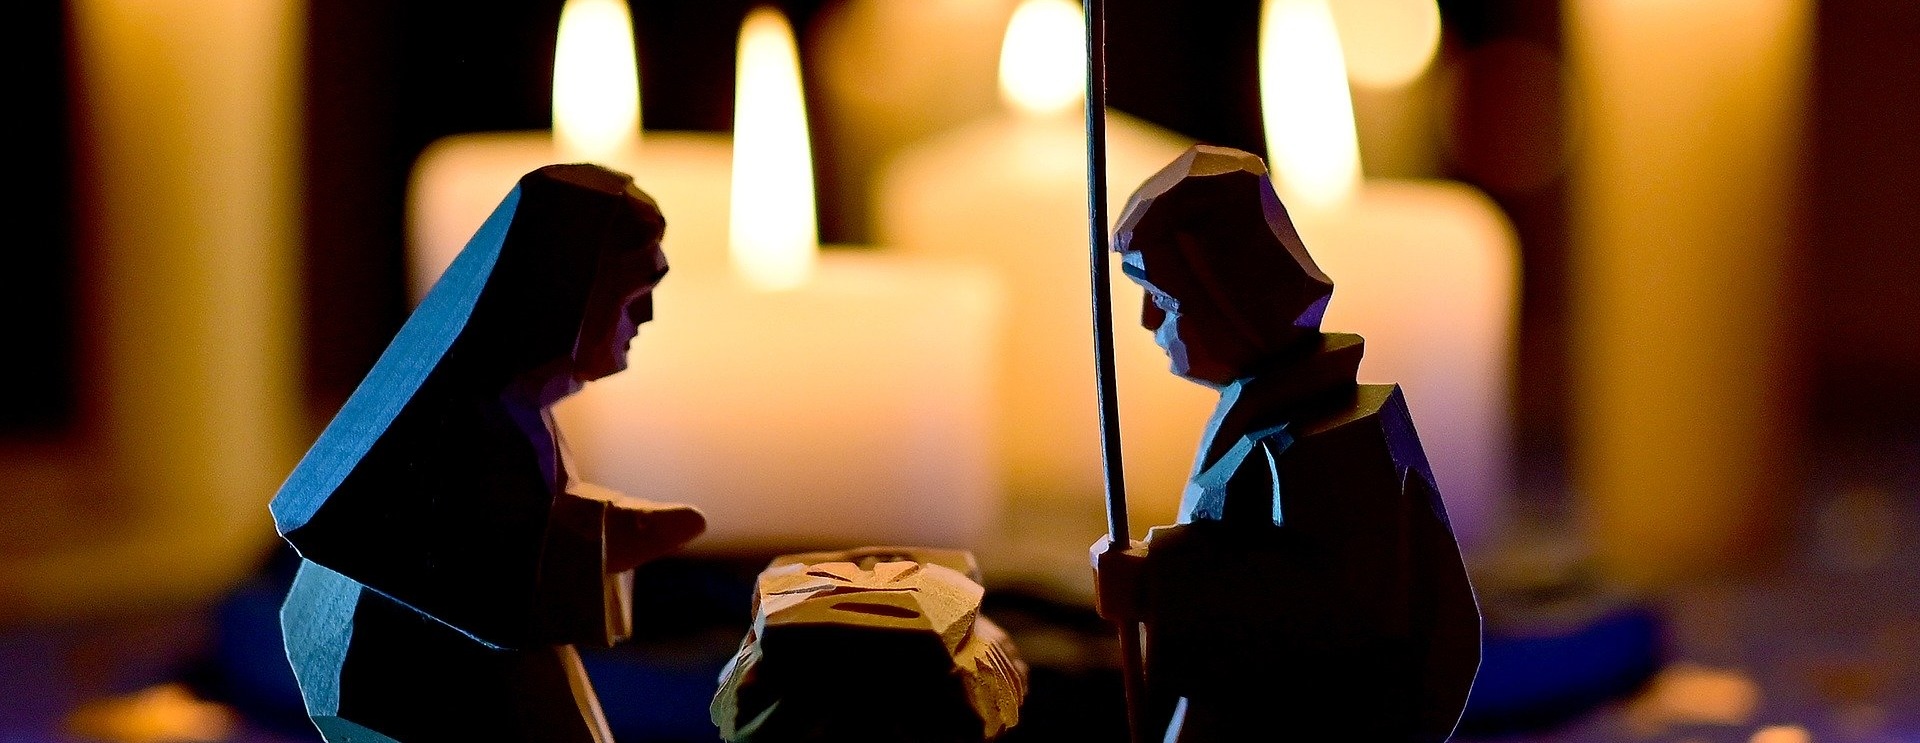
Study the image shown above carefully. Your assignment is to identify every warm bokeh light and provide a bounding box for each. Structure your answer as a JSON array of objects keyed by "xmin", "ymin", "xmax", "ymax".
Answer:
[
  {"xmin": 1260, "ymin": 0, "xmax": 1363, "ymax": 208},
  {"xmin": 1327, "ymin": 0, "xmax": 1442, "ymax": 88},
  {"xmin": 1751, "ymin": 725, "xmax": 1813, "ymax": 743},
  {"xmin": 730, "ymin": 7, "xmax": 818, "ymax": 291},
  {"xmin": 552, "ymin": 0, "xmax": 641, "ymax": 161},
  {"xmin": 997, "ymin": 0, "xmax": 1085, "ymax": 117},
  {"xmin": 1624, "ymin": 662, "xmax": 1763, "ymax": 734},
  {"xmin": 65, "ymin": 684, "xmax": 236, "ymax": 743}
]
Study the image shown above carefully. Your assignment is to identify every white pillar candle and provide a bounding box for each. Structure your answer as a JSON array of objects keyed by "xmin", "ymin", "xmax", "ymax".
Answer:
[
  {"xmin": 1567, "ymin": 0, "xmax": 1809, "ymax": 586},
  {"xmin": 2, "ymin": 0, "xmax": 304, "ymax": 615},
  {"xmin": 409, "ymin": 4, "xmax": 1004, "ymax": 553},
  {"xmin": 1263, "ymin": 0, "xmax": 1520, "ymax": 552},
  {"xmin": 1328, "ymin": 0, "xmax": 1445, "ymax": 177},
  {"xmin": 807, "ymin": 0, "xmax": 1021, "ymax": 238},
  {"xmin": 874, "ymin": 0, "xmax": 1207, "ymax": 598},
  {"xmin": 409, "ymin": 0, "xmax": 732, "ymax": 297}
]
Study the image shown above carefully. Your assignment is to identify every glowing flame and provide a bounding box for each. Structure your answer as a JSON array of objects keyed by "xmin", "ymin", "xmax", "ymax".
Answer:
[
  {"xmin": 729, "ymin": 7, "xmax": 817, "ymax": 291},
  {"xmin": 998, "ymin": 0, "xmax": 1085, "ymax": 117},
  {"xmin": 1328, "ymin": 0, "xmax": 1442, "ymax": 89},
  {"xmin": 552, "ymin": 0, "xmax": 641, "ymax": 161},
  {"xmin": 1260, "ymin": 0, "xmax": 1363, "ymax": 209}
]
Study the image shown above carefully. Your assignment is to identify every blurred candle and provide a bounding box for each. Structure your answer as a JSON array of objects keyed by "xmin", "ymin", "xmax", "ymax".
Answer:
[
  {"xmin": 1567, "ymin": 0, "xmax": 1809, "ymax": 586},
  {"xmin": 543, "ymin": 8, "xmax": 1004, "ymax": 553},
  {"xmin": 4, "ymin": 0, "xmax": 304, "ymax": 615},
  {"xmin": 875, "ymin": 0, "xmax": 1204, "ymax": 593},
  {"xmin": 1327, "ymin": 0, "xmax": 1446, "ymax": 177},
  {"xmin": 1264, "ymin": 0, "xmax": 1520, "ymax": 551},
  {"xmin": 809, "ymin": 0, "xmax": 1020, "ymax": 238},
  {"xmin": 409, "ymin": 0, "xmax": 733, "ymax": 295}
]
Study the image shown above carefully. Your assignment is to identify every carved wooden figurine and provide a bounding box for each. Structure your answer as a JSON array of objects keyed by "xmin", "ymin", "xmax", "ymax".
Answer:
[
  {"xmin": 1093, "ymin": 146, "xmax": 1482, "ymax": 742},
  {"xmin": 271, "ymin": 164, "xmax": 706, "ymax": 742},
  {"xmin": 712, "ymin": 546, "xmax": 1029, "ymax": 743}
]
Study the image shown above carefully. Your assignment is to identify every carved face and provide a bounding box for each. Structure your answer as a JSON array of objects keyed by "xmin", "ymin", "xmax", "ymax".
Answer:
[
  {"xmin": 1113, "ymin": 145, "xmax": 1335, "ymax": 385},
  {"xmin": 571, "ymin": 239, "xmax": 667, "ymax": 382},
  {"xmin": 1125, "ymin": 254, "xmax": 1254, "ymax": 387}
]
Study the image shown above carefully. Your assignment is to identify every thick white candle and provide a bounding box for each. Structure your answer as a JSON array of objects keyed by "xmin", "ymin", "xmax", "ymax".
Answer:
[
  {"xmin": 1291, "ymin": 187, "xmax": 1519, "ymax": 551},
  {"xmin": 1264, "ymin": 0, "xmax": 1519, "ymax": 551},
  {"xmin": 2, "ymin": 0, "xmax": 303, "ymax": 615},
  {"xmin": 808, "ymin": 0, "xmax": 1020, "ymax": 238},
  {"xmin": 409, "ymin": 0, "xmax": 731, "ymax": 296},
  {"xmin": 409, "ymin": 5, "xmax": 1004, "ymax": 553},
  {"xmin": 1327, "ymin": 0, "xmax": 1445, "ymax": 177},
  {"xmin": 1567, "ymin": 0, "xmax": 1809, "ymax": 586},
  {"xmin": 875, "ymin": 0, "xmax": 1206, "ymax": 598},
  {"xmin": 560, "ymin": 254, "xmax": 1002, "ymax": 552}
]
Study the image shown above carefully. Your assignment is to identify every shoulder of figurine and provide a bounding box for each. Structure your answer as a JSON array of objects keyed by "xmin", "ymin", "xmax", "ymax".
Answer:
[{"xmin": 1282, "ymin": 382, "xmax": 1412, "ymax": 436}]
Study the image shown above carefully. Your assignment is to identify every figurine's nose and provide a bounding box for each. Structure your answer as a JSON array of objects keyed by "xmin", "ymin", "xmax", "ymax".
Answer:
[
  {"xmin": 1141, "ymin": 293, "xmax": 1166, "ymax": 330},
  {"xmin": 626, "ymin": 292, "xmax": 654, "ymax": 326}
]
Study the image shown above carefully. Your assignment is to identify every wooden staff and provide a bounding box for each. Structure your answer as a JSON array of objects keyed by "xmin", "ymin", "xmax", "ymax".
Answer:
[{"xmin": 1083, "ymin": 1, "xmax": 1147, "ymax": 740}]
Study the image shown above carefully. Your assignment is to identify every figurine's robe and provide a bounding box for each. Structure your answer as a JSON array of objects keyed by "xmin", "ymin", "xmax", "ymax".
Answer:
[
  {"xmin": 1137, "ymin": 333, "xmax": 1481, "ymax": 742},
  {"xmin": 283, "ymin": 561, "xmax": 610, "ymax": 743}
]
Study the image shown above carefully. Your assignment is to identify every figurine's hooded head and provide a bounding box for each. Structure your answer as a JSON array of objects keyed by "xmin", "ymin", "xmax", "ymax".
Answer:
[
  {"xmin": 1114, "ymin": 145, "xmax": 1334, "ymax": 386},
  {"xmin": 270, "ymin": 164, "xmax": 701, "ymax": 649}
]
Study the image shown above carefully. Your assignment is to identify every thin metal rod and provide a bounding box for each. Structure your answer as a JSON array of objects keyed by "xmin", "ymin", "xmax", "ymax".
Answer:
[{"xmin": 1085, "ymin": 1, "xmax": 1148, "ymax": 742}]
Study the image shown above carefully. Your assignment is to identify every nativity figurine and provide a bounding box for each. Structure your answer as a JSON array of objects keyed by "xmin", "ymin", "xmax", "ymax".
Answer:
[{"xmin": 271, "ymin": 163, "xmax": 705, "ymax": 742}]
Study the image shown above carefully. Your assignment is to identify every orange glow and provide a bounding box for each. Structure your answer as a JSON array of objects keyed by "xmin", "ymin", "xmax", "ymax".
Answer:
[
  {"xmin": 66, "ymin": 684, "xmax": 236, "ymax": 743},
  {"xmin": 1327, "ymin": 0, "xmax": 1442, "ymax": 88},
  {"xmin": 1751, "ymin": 725, "xmax": 1813, "ymax": 743},
  {"xmin": 1625, "ymin": 662, "xmax": 1763, "ymax": 733}
]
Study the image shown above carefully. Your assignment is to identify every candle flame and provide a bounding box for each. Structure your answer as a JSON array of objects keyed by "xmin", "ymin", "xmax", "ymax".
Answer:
[
  {"xmin": 552, "ymin": 0, "xmax": 641, "ymax": 162},
  {"xmin": 997, "ymin": 0, "xmax": 1085, "ymax": 117},
  {"xmin": 730, "ymin": 7, "xmax": 817, "ymax": 291},
  {"xmin": 1328, "ymin": 0, "xmax": 1442, "ymax": 89},
  {"xmin": 1260, "ymin": 0, "xmax": 1363, "ymax": 208}
]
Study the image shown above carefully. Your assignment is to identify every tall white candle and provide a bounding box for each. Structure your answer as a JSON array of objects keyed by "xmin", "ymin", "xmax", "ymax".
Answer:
[
  {"xmin": 1328, "ymin": 0, "xmax": 1446, "ymax": 178},
  {"xmin": 409, "ymin": 0, "xmax": 731, "ymax": 297},
  {"xmin": 875, "ymin": 0, "xmax": 1206, "ymax": 598},
  {"xmin": 1567, "ymin": 0, "xmax": 1809, "ymax": 587},
  {"xmin": 409, "ymin": 4, "xmax": 1005, "ymax": 553},
  {"xmin": 1262, "ymin": 0, "xmax": 1520, "ymax": 552},
  {"xmin": 2, "ymin": 0, "xmax": 303, "ymax": 616},
  {"xmin": 808, "ymin": 0, "xmax": 1020, "ymax": 238},
  {"xmin": 561, "ymin": 8, "xmax": 1003, "ymax": 553}
]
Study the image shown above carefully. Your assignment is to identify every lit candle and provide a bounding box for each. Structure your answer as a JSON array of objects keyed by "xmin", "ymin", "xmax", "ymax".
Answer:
[
  {"xmin": 1327, "ymin": 0, "xmax": 1446, "ymax": 177},
  {"xmin": 807, "ymin": 0, "xmax": 1020, "ymax": 236},
  {"xmin": 548, "ymin": 8, "xmax": 1004, "ymax": 554},
  {"xmin": 1566, "ymin": 0, "xmax": 1809, "ymax": 586},
  {"xmin": 5, "ymin": 0, "xmax": 303, "ymax": 615},
  {"xmin": 1261, "ymin": 0, "xmax": 1520, "ymax": 552},
  {"xmin": 874, "ymin": 0, "xmax": 1205, "ymax": 596},
  {"xmin": 408, "ymin": 0, "xmax": 733, "ymax": 296}
]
